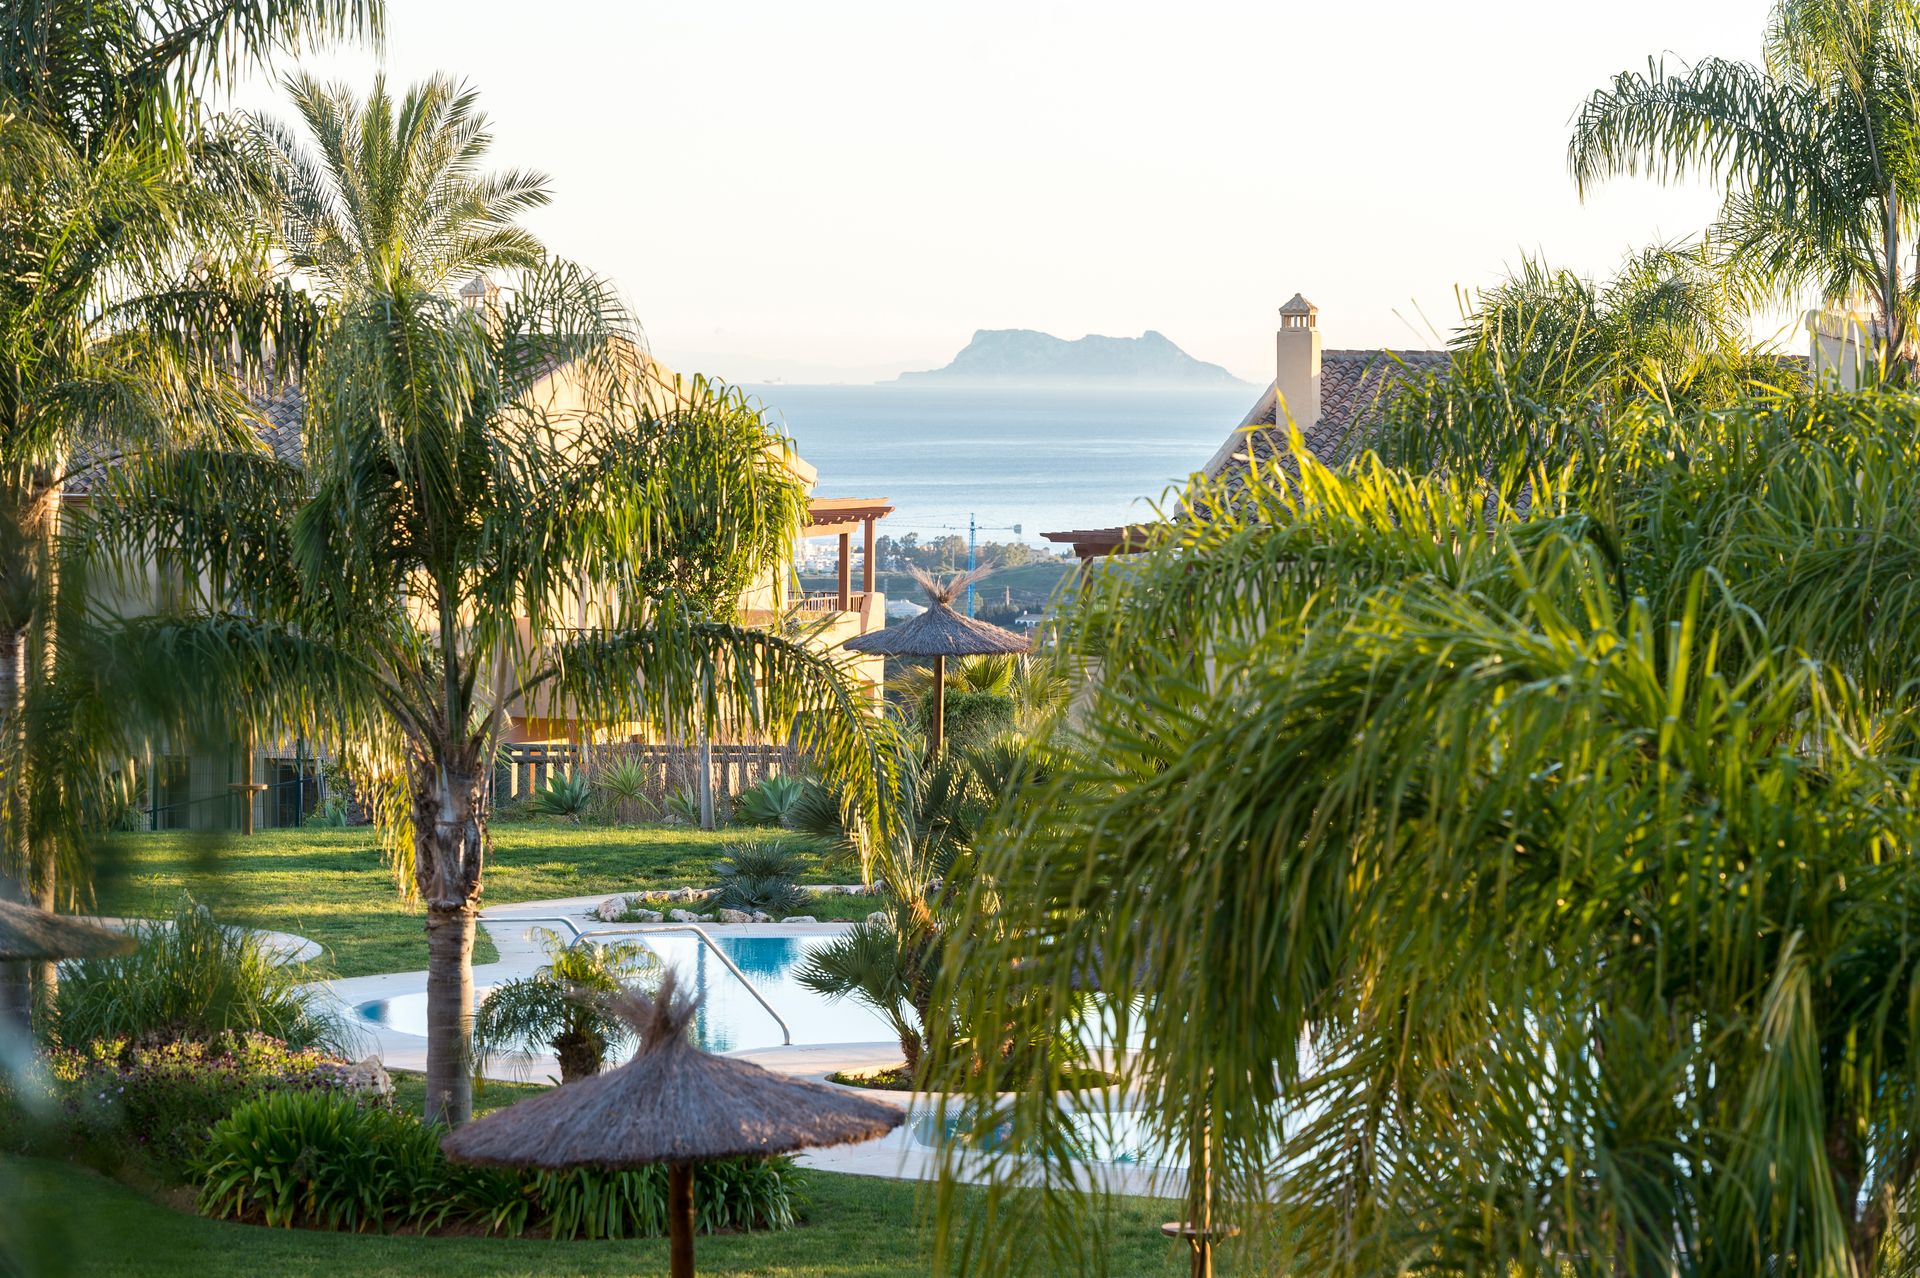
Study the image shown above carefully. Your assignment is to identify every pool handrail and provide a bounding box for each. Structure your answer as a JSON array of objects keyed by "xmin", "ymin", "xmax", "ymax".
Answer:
[
  {"xmin": 570, "ymin": 923, "xmax": 794, "ymax": 1047},
  {"xmin": 478, "ymin": 914, "xmax": 584, "ymax": 940}
]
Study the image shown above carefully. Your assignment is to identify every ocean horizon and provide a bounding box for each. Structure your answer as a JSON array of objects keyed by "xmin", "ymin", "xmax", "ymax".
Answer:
[{"xmin": 746, "ymin": 382, "xmax": 1256, "ymax": 547}]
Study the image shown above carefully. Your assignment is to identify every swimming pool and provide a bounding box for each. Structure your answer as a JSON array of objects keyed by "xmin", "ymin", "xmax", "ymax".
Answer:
[
  {"xmin": 909, "ymin": 1107, "xmax": 1185, "ymax": 1169},
  {"xmin": 357, "ymin": 932, "xmax": 895, "ymax": 1055}
]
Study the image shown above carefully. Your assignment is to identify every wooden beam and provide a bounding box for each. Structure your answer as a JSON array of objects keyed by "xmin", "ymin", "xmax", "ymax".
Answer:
[
  {"xmin": 837, "ymin": 531, "xmax": 851, "ymax": 611},
  {"xmin": 862, "ymin": 516, "xmax": 875, "ymax": 594}
]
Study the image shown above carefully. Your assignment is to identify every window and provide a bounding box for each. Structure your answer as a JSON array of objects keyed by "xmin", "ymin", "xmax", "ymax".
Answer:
[{"xmin": 152, "ymin": 755, "xmax": 191, "ymax": 830}]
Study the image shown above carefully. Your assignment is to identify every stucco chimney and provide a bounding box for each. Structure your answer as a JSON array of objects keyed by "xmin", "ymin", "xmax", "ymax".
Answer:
[
  {"xmin": 1276, "ymin": 293, "xmax": 1321, "ymax": 430},
  {"xmin": 459, "ymin": 274, "xmax": 499, "ymax": 311},
  {"xmin": 1806, "ymin": 307, "xmax": 1872, "ymax": 390}
]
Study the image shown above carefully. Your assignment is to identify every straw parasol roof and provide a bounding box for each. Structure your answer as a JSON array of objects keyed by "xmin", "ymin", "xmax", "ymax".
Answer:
[
  {"xmin": 841, "ymin": 567, "xmax": 1031, "ymax": 660},
  {"xmin": 441, "ymin": 969, "xmax": 903, "ymax": 1170},
  {"xmin": 842, "ymin": 569, "xmax": 1029, "ymax": 756},
  {"xmin": 0, "ymin": 898, "xmax": 136, "ymax": 961}
]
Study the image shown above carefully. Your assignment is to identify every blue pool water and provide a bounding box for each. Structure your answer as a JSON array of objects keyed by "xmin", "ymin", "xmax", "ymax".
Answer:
[
  {"xmin": 357, "ymin": 933, "xmax": 894, "ymax": 1056},
  {"xmin": 910, "ymin": 1109, "xmax": 1184, "ymax": 1169}
]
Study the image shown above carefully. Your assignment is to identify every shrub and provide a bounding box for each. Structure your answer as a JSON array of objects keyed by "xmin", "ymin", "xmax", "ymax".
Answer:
[
  {"xmin": 592, "ymin": 756, "xmax": 656, "ymax": 824},
  {"xmin": 48, "ymin": 1034, "xmax": 364, "ymax": 1182},
  {"xmin": 529, "ymin": 771, "xmax": 593, "ymax": 819},
  {"xmin": 934, "ymin": 691, "xmax": 1015, "ymax": 750},
  {"xmin": 196, "ymin": 1091, "xmax": 801, "ymax": 1237},
  {"xmin": 473, "ymin": 930, "xmax": 656, "ymax": 1082},
  {"xmin": 46, "ymin": 898, "xmax": 347, "ymax": 1052},
  {"xmin": 711, "ymin": 840, "xmax": 811, "ymax": 916},
  {"xmin": 196, "ymin": 1090, "xmax": 442, "ymax": 1230},
  {"xmin": 732, "ymin": 774, "xmax": 807, "ymax": 827},
  {"xmin": 303, "ymin": 793, "xmax": 352, "ymax": 828}
]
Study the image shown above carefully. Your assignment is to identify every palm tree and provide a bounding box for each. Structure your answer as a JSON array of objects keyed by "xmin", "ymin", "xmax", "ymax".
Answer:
[
  {"xmin": 81, "ymin": 270, "xmax": 899, "ymax": 1125},
  {"xmin": 1570, "ymin": 0, "xmax": 1920, "ymax": 376},
  {"xmin": 472, "ymin": 929, "xmax": 654, "ymax": 1083},
  {"xmin": 0, "ymin": 0, "xmax": 374, "ymax": 1001},
  {"xmin": 251, "ymin": 71, "xmax": 547, "ymax": 296},
  {"xmin": 1369, "ymin": 245, "xmax": 1794, "ymax": 500},
  {"xmin": 931, "ymin": 383, "xmax": 1920, "ymax": 1277},
  {"xmin": 797, "ymin": 737, "xmax": 1049, "ymax": 1078}
]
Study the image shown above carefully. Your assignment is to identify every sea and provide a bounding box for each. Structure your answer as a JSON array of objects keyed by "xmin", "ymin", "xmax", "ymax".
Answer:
[{"xmin": 745, "ymin": 383, "xmax": 1256, "ymax": 547}]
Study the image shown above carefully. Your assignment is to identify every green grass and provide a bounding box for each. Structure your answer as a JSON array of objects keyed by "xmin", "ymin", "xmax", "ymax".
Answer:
[
  {"xmin": 2, "ymin": 1156, "xmax": 1221, "ymax": 1276},
  {"xmin": 8, "ymin": 1074, "xmax": 1210, "ymax": 1276},
  {"xmin": 88, "ymin": 824, "xmax": 853, "ymax": 979}
]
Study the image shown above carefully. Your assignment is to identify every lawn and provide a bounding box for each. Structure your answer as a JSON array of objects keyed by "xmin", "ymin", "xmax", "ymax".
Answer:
[
  {"xmin": 1, "ymin": 1157, "xmax": 1216, "ymax": 1277},
  {"xmin": 87, "ymin": 823, "xmax": 867, "ymax": 979},
  {"xmin": 3, "ymin": 1072, "xmax": 1218, "ymax": 1277}
]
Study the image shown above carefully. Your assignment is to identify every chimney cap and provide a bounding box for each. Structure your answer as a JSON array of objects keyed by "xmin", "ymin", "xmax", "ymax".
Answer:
[
  {"xmin": 1279, "ymin": 293, "xmax": 1318, "ymax": 317},
  {"xmin": 460, "ymin": 274, "xmax": 496, "ymax": 299}
]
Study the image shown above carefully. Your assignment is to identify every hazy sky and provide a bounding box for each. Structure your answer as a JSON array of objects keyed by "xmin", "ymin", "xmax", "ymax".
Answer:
[{"xmin": 230, "ymin": 1, "xmax": 1779, "ymax": 384}]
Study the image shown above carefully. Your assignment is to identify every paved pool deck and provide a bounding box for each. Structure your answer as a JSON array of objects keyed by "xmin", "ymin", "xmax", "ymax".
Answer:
[
  {"xmin": 308, "ymin": 894, "xmax": 1180, "ymax": 1196},
  {"xmin": 310, "ymin": 894, "xmax": 859, "ymax": 1077}
]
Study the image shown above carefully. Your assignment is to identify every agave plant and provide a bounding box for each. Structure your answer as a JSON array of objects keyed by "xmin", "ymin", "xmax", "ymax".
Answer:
[
  {"xmin": 663, "ymin": 786, "xmax": 703, "ymax": 825},
  {"xmin": 528, "ymin": 771, "xmax": 593, "ymax": 820},
  {"xmin": 731, "ymin": 774, "xmax": 808, "ymax": 827},
  {"xmin": 472, "ymin": 930, "xmax": 655, "ymax": 1083},
  {"xmin": 709, "ymin": 840, "xmax": 811, "ymax": 916},
  {"xmin": 591, "ymin": 756, "xmax": 656, "ymax": 825}
]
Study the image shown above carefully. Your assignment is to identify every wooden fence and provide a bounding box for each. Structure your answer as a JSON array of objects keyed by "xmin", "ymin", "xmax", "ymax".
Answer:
[{"xmin": 495, "ymin": 741, "xmax": 796, "ymax": 820}]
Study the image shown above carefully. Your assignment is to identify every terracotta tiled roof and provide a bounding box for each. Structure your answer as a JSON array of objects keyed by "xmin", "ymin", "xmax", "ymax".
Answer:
[
  {"xmin": 252, "ymin": 383, "xmax": 305, "ymax": 466},
  {"xmin": 1206, "ymin": 348, "xmax": 1450, "ymax": 495}
]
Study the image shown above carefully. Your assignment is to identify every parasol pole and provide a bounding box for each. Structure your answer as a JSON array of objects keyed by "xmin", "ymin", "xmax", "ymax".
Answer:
[
  {"xmin": 930, "ymin": 654, "xmax": 946, "ymax": 757},
  {"xmin": 669, "ymin": 1162, "xmax": 696, "ymax": 1278}
]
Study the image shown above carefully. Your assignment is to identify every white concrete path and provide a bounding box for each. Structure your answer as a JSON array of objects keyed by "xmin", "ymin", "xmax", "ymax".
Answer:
[{"xmin": 86, "ymin": 916, "xmax": 322, "ymax": 965}]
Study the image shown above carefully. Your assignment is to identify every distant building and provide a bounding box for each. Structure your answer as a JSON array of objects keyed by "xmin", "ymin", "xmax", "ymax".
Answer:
[
  {"xmin": 1013, "ymin": 612, "xmax": 1046, "ymax": 630},
  {"xmin": 69, "ymin": 296, "xmax": 895, "ymax": 832},
  {"xmin": 1043, "ymin": 294, "xmax": 1444, "ymax": 560}
]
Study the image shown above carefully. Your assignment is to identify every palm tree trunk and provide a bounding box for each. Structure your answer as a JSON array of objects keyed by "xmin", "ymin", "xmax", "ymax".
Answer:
[
  {"xmin": 423, "ymin": 903, "xmax": 475, "ymax": 1125},
  {"xmin": 0, "ymin": 625, "xmax": 29, "ymax": 1033},
  {"xmin": 553, "ymin": 1028, "xmax": 604, "ymax": 1083},
  {"xmin": 415, "ymin": 754, "xmax": 488, "ymax": 1127}
]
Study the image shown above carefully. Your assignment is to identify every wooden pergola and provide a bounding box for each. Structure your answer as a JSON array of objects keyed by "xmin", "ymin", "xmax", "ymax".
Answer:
[
  {"xmin": 1041, "ymin": 524, "xmax": 1157, "ymax": 565},
  {"xmin": 802, "ymin": 498, "xmax": 894, "ymax": 611}
]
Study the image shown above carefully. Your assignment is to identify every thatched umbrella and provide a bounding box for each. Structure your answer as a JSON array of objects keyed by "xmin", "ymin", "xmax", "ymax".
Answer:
[
  {"xmin": 841, "ymin": 568, "xmax": 1029, "ymax": 755},
  {"xmin": 442, "ymin": 970, "xmax": 903, "ymax": 1277},
  {"xmin": 0, "ymin": 899, "xmax": 136, "ymax": 961},
  {"xmin": 0, "ymin": 898, "xmax": 135, "ymax": 1039}
]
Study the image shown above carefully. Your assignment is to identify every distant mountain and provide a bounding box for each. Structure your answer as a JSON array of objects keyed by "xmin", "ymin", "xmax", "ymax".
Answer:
[{"xmin": 897, "ymin": 329, "xmax": 1251, "ymax": 387}]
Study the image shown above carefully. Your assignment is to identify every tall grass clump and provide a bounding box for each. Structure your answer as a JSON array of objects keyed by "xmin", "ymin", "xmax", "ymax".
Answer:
[{"xmin": 47, "ymin": 898, "xmax": 347, "ymax": 1052}]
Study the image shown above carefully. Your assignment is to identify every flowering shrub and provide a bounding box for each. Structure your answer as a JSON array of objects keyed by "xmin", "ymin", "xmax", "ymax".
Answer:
[{"xmin": 46, "ymin": 1033, "xmax": 368, "ymax": 1181}]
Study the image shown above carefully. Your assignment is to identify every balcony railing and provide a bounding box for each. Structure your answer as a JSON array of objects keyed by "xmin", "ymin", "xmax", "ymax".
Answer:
[{"xmin": 793, "ymin": 589, "xmax": 870, "ymax": 614}]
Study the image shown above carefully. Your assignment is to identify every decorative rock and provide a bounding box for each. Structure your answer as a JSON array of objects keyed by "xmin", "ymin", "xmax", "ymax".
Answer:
[
  {"xmin": 667, "ymin": 908, "xmax": 699, "ymax": 923},
  {"xmin": 631, "ymin": 908, "xmax": 663, "ymax": 923},
  {"xmin": 696, "ymin": 913, "xmax": 716, "ymax": 923},
  {"xmin": 716, "ymin": 908, "xmax": 753, "ymax": 925},
  {"xmin": 751, "ymin": 911, "xmax": 772, "ymax": 923},
  {"xmin": 866, "ymin": 911, "xmax": 891, "ymax": 926},
  {"xmin": 783, "ymin": 915, "xmax": 816, "ymax": 924},
  {"xmin": 343, "ymin": 1056, "xmax": 392, "ymax": 1098},
  {"xmin": 595, "ymin": 895, "xmax": 631, "ymax": 923}
]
